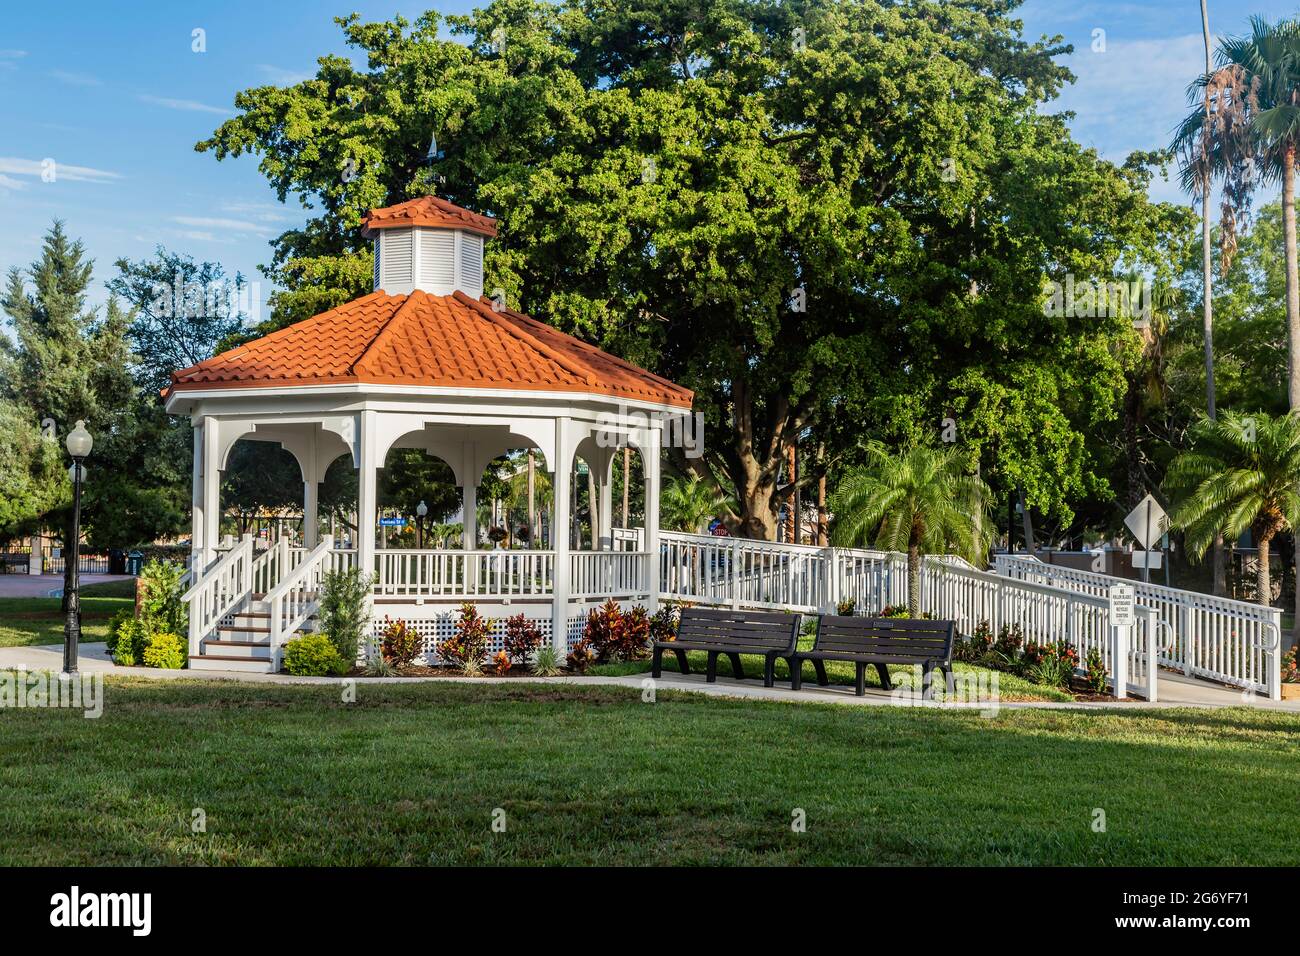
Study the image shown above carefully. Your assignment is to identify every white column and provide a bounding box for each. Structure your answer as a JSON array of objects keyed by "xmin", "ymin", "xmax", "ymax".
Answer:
[
  {"xmin": 598, "ymin": 467, "xmax": 613, "ymax": 551},
  {"xmin": 643, "ymin": 425, "xmax": 662, "ymax": 611},
  {"xmin": 462, "ymin": 442, "xmax": 478, "ymax": 551},
  {"xmin": 303, "ymin": 480, "xmax": 319, "ymax": 548},
  {"xmin": 201, "ymin": 415, "xmax": 221, "ymax": 571},
  {"xmin": 190, "ymin": 420, "xmax": 204, "ymax": 564},
  {"xmin": 357, "ymin": 410, "xmax": 378, "ymax": 587},
  {"xmin": 551, "ymin": 418, "xmax": 572, "ymax": 654}
]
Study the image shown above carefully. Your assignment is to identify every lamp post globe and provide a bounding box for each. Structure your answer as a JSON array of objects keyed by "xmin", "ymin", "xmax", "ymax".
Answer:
[
  {"xmin": 416, "ymin": 500, "xmax": 428, "ymax": 548},
  {"xmin": 62, "ymin": 420, "xmax": 92, "ymax": 677}
]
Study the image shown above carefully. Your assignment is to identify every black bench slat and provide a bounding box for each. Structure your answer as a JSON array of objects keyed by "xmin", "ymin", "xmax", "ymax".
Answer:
[
  {"xmin": 652, "ymin": 607, "xmax": 800, "ymax": 686},
  {"xmin": 792, "ymin": 615, "xmax": 956, "ymax": 699}
]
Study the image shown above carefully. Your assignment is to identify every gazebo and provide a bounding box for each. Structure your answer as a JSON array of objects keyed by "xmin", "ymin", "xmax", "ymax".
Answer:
[{"xmin": 167, "ymin": 196, "xmax": 692, "ymax": 672}]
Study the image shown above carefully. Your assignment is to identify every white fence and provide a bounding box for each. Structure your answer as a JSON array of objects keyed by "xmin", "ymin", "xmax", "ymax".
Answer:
[
  {"xmin": 994, "ymin": 554, "xmax": 1280, "ymax": 698},
  {"xmin": 658, "ymin": 532, "xmax": 1159, "ymax": 699}
]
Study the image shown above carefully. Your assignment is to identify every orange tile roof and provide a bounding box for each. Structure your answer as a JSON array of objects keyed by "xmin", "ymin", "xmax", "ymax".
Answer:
[
  {"xmin": 361, "ymin": 196, "xmax": 498, "ymax": 238},
  {"xmin": 165, "ymin": 290, "xmax": 693, "ymax": 408}
]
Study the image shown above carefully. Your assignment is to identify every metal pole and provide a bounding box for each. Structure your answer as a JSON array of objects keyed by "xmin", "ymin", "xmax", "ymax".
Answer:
[
  {"xmin": 1142, "ymin": 498, "xmax": 1151, "ymax": 583},
  {"xmin": 62, "ymin": 460, "xmax": 83, "ymax": 675}
]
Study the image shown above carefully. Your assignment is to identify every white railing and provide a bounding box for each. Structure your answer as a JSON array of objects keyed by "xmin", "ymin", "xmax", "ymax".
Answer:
[
  {"xmin": 920, "ymin": 558, "xmax": 1159, "ymax": 700},
  {"xmin": 267, "ymin": 535, "xmax": 345, "ymax": 670},
  {"xmin": 655, "ymin": 533, "xmax": 1158, "ymax": 699},
  {"xmin": 374, "ymin": 549, "xmax": 555, "ymax": 598},
  {"xmin": 659, "ymin": 531, "xmax": 846, "ymax": 611},
  {"xmin": 994, "ymin": 553, "xmax": 1280, "ymax": 698},
  {"xmin": 611, "ymin": 527, "xmax": 644, "ymax": 551},
  {"xmin": 251, "ymin": 538, "xmax": 306, "ymax": 596},
  {"xmin": 571, "ymin": 551, "xmax": 650, "ymax": 598},
  {"xmin": 181, "ymin": 534, "xmax": 254, "ymax": 659}
]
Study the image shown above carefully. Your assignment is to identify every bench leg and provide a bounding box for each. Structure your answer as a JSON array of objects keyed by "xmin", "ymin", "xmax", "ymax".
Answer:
[
  {"xmin": 922, "ymin": 662, "xmax": 935, "ymax": 701},
  {"xmin": 705, "ymin": 652, "xmax": 718, "ymax": 683},
  {"xmin": 855, "ymin": 662, "xmax": 866, "ymax": 697},
  {"xmin": 875, "ymin": 663, "xmax": 892, "ymax": 691},
  {"xmin": 943, "ymin": 662, "xmax": 955, "ymax": 697},
  {"xmin": 674, "ymin": 648, "xmax": 690, "ymax": 676},
  {"xmin": 763, "ymin": 654, "xmax": 777, "ymax": 688},
  {"xmin": 790, "ymin": 657, "xmax": 803, "ymax": 691},
  {"xmin": 812, "ymin": 659, "xmax": 829, "ymax": 687},
  {"xmin": 727, "ymin": 652, "xmax": 745, "ymax": 680},
  {"xmin": 652, "ymin": 646, "xmax": 663, "ymax": 679}
]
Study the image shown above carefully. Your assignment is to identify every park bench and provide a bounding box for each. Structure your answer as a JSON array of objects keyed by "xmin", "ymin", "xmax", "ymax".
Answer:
[
  {"xmin": 652, "ymin": 607, "xmax": 801, "ymax": 688},
  {"xmin": 791, "ymin": 616, "xmax": 956, "ymax": 699}
]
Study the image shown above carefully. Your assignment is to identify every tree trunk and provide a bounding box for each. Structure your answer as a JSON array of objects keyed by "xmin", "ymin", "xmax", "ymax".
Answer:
[
  {"xmin": 1257, "ymin": 527, "xmax": 1276, "ymax": 609},
  {"xmin": 1284, "ymin": 145, "xmax": 1300, "ymax": 633},
  {"xmin": 907, "ymin": 541, "xmax": 921, "ymax": 618},
  {"xmin": 816, "ymin": 442, "xmax": 827, "ymax": 547},
  {"xmin": 1200, "ymin": 0, "xmax": 1217, "ymax": 421},
  {"xmin": 1285, "ymin": 146, "xmax": 1300, "ymax": 408},
  {"xmin": 621, "ymin": 446, "xmax": 630, "ymax": 528},
  {"xmin": 785, "ymin": 443, "xmax": 797, "ymax": 544},
  {"xmin": 527, "ymin": 450, "xmax": 535, "ymax": 548},
  {"xmin": 586, "ymin": 464, "xmax": 598, "ymax": 549}
]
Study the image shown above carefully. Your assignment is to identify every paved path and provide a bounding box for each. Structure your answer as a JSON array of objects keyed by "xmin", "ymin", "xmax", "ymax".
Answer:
[
  {"xmin": 0, "ymin": 574, "xmax": 133, "ymax": 598},
  {"xmin": 4, "ymin": 642, "xmax": 1298, "ymax": 713}
]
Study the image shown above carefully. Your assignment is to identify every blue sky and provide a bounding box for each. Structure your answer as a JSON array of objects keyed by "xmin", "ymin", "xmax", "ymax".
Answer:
[{"xmin": 1, "ymin": 0, "xmax": 1297, "ymax": 322}]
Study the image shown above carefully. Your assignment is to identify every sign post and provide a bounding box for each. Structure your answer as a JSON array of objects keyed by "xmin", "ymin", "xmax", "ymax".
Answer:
[
  {"xmin": 1124, "ymin": 494, "xmax": 1169, "ymax": 584},
  {"xmin": 1106, "ymin": 583, "xmax": 1135, "ymax": 699}
]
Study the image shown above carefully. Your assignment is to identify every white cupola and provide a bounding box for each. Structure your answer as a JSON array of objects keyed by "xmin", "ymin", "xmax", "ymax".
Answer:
[{"xmin": 361, "ymin": 195, "xmax": 496, "ymax": 299}]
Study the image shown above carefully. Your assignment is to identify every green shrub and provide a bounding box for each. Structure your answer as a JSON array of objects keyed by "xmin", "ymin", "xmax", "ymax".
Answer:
[
  {"xmin": 138, "ymin": 560, "xmax": 186, "ymax": 636},
  {"xmin": 283, "ymin": 633, "xmax": 348, "ymax": 676},
  {"xmin": 531, "ymin": 645, "xmax": 560, "ymax": 677},
  {"xmin": 142, "ymin": 632, "xmax": 185, "ymax": 669},
  {"xmin": 108, "ymin": 614, "xmax": 149, "ymax": 666},
  {"xmin": 836, "ymin": 600, "xmax": 856, "ymax": 616},
  {"xmin": 1083, "ymin": 648, "xmax": 1108, "ymax": 693},
  {"xmin": 318, "ymin": 568, "xmax": 372, "ymax": 664}
]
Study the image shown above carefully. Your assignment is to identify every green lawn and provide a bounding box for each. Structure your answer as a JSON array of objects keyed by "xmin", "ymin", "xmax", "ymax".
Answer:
[
  {"xmin": 1, "ymin": 677, "xmax": 1296, "ymax": 865},
  {"xmin": 0, "ymin": 580, "xmax": 136, "ymax": 647},
  {"xmin": 590, "ymin": 646, "xmax": 1073, "ymax": 701}
]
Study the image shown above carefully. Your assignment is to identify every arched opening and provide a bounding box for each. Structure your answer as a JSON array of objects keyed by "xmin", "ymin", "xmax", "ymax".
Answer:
[{"xmin": 220, "ymin": 440, "xmax": 305, "ymax": 545}]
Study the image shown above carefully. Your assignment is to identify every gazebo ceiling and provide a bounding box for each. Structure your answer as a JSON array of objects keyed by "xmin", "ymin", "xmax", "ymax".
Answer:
[{"xmin": 165, "ymin": 287, "xmax": 693, "ymax": 409}]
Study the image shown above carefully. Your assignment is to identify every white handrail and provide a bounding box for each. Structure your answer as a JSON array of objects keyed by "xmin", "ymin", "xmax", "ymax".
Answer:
[
  {"xmin": 182, "ymin": 534, "xmax": 254, "ymax": 659},
  {"xmin": 267, "ymin": 534, "xmax": 338, "ymax": 671},
  {"xmin": 995, "ymin": 553, "xmax": 1281, "ymax": 698}
]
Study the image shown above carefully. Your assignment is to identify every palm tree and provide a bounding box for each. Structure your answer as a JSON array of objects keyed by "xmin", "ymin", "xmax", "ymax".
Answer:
[
  {"xmin": 829, "ymin": 443, "xmax": 992, "ymax": 617},
  {"xmin": 1165, "ymin": 411, "xmax": 1300, "ymax": 607},
  {"xmin": 1175, "ymin": 18, "xmax": 1300, "ymax": 403},
  {"xmin": 661, "ymin": 474, "xmax": 732, "ymax": 534}
]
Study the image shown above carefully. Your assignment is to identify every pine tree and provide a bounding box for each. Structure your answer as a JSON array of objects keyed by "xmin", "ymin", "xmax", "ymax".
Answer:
[{"xmin": 1, "ymin": 221, "xmax": 137, "ymax": 604}]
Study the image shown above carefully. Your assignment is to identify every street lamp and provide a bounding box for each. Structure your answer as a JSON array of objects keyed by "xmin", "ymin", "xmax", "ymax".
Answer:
[
  {"xmin": 416, "ymin": 500, "xmax": 428, "ymax": 549},
  {"xmin": 63, "ymin": 420, "xmax": 92, "ymax": 676}
]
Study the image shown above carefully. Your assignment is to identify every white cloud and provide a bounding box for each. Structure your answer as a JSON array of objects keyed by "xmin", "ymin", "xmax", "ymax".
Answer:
[
  {"xmin": 0, "ymin": 156, "xmax": 121, "ymax": 183},
  {"xmin": 172, "ymin": 215, "xmax": 270, "ymax": 232},
  {"xmin": 173, "ymin": 229, "xmax": 234, "ymax": 244},
  {"xmin": 48, "ymin": 69, "xmax": 102, "ymax": 87},
  {"xmin": 219, "ymin": 199, "xmax": 293, "ymax": 223},
  {"xmin": 257, "ymin": 64, "xmax": 312, "ymax": 85},
  {"xmin": 138, "ymin": 94, "xmax": 233, "ymax": 116},
  {"xmin": 0, "ymin": 173, "xmax": 25, "ymax": 190}
]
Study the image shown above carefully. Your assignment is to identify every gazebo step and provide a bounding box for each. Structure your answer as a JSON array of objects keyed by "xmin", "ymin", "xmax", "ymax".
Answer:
[
  {"xmin": 202, "ymin": 638, "xmax": 271, "ymax": 659},
  {"xmin": 189, "ymin": 654, "xmax": 274, "ymax": 673}
]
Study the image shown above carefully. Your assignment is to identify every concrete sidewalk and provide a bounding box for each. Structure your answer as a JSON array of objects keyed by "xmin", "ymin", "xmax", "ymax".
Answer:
[{"xmin": 4, "ymin": 642, "xmax": 1298, "ymax": 713}]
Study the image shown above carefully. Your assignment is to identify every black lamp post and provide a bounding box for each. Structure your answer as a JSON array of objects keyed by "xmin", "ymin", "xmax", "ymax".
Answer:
[
  {"xmin": 416, "ymin": 500, "xmax": 428, "ymax": 549},
  {"xmin": 62, "ymin": 420, "xmax": 93, "ymax": 676}
]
